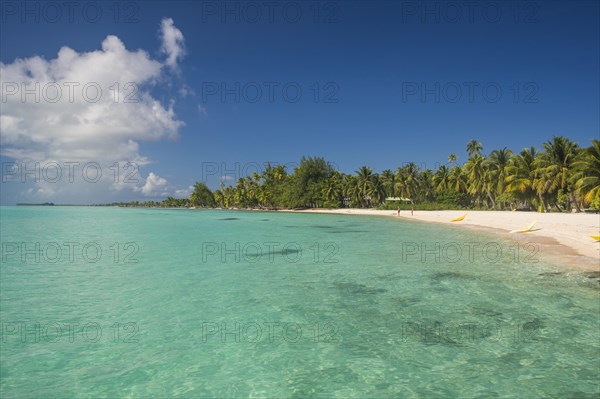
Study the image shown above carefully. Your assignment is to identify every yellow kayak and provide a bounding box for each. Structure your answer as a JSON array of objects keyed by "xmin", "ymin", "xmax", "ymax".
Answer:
[
  {"xmin": 450, "ymin": 214, "xmax": 467, "ymax": 222},
  {"xmin": 510, "ymin": 220, "xmax": 536, "ymax": 234},
  {"xmin": 590, "ymin": 235, "xmax": 600, "ymax": 242}
]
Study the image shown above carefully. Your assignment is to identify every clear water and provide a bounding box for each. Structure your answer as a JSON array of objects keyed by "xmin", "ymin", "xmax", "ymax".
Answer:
[{"xmin": 1, "ymin": 206, "xmax": 598, "ymax": 398}]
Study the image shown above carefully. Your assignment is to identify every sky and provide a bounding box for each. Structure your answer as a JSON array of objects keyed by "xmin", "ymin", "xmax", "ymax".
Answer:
[{"xmin": 0, "ymin": 0, "xmax": 598, "ymax": 204}]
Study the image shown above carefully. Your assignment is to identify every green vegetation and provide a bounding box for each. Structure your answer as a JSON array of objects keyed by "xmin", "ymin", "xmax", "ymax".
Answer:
[
  {"xmin": 190, "ymin": 182, "xmax": 215, "ymax": 207},
  {"xmin": 112, "ymin": 137, "xmax": 600, "ymax": 212},
  {"xmin": 109, "ymin": 197, "xmax": 191, "ymax": 208}
]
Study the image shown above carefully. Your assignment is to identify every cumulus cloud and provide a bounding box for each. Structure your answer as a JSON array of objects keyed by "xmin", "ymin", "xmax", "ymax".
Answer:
[
  {"xmin": 0, "ymin": 18, "xmax": 190, "ymax": 203},
  {"xmin": 0, "ymin": 34, "xmax": 181, "ymax": 162},
  {"xmin": 137, "ymin": 172, "xmax": 168, "ymax": 196},
  {"xmin": 160, "ymin": 18, "xmax": 185, "ymax": 69}
]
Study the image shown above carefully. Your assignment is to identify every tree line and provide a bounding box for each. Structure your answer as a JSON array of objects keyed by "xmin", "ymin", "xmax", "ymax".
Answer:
[{"xmin": 111, "ymin": 137, "xmax": 600, "ymax": 212}]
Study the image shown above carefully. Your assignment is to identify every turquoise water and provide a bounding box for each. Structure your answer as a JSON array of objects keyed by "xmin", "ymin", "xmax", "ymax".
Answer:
[{"xmin": 1, "ymin": 206, "xmax": 598, "ymax": 398}]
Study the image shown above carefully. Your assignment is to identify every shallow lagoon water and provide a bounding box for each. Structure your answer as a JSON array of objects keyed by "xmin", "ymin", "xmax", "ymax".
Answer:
[{"xmin": 1, "ymin": 207, "xmax": 598, "ymax": 398}]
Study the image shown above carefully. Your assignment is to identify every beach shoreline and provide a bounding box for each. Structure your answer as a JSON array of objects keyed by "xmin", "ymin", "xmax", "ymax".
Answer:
[{"xmin": 291, "ymin": 208, "xmax": 600, "ymax": 272}]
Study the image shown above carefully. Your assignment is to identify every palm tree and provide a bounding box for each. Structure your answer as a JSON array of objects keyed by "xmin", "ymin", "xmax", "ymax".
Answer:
[
  {"xmin": 214, "ymin": 189, "xmax": 225, "ymax": 207},
  {"xmin": 323, "ymin": 172, "xmax": 343, "ymax": 207},
  {"xmin": 433, "ymin": 165, "xmax": 450, "ymax": 192},
  {"xmin": 356, "ymin": 166, "xmax": 374, "ymax": 207},
  {"xmin": 482, "ymin": 164, "xmax": 498, "ymax": 210},
  {"xmin": 506, "ymin": 147, "xmax": 539, "ymax": 210},
  {"xmin": 257, "ymin": 187, "xmax": 271, "ymax": 208},
  {"xmin": 245, "ymin": 176, "xmax": 259, "ymax": 206},
  {"xmin": 343, "ymin": 175, "xmax": 362, "ymax": 207},
  {"xmin": 220, "ymin": 186, "xmax": 234, "ymax": 208},
  {"xmin": 535, "ymin": 136, "xmax": 580, "ymax": 212},
  {"xmin": 572, "ymin": 139, "xmax": 600, "ymax": 207},
  {"xmin": 380, "ymin": 169, "xmax": 396, "ymax": 198},
  {"xmin": 273, "ymin": 165, "xmax": 287, "ymax": 181},
  {"xmin": 395, "ymin": 163, "xmax": 420, "ymax": 201},
  {"xmin": 234, "ymin": 178, "xmax": 248, "ymax": 206},
  {"xmin": 366, "ymin": 175, "xmax": 385, "ymax": 206},
  {"xmin": 418, "ymin": 170, "xmax": 435, "ymax": 202},
  {"xmin": 448, "ymin": 154, "xmax": 457, "ymax": 164},
  {"xmin": 464, "ymin": 154, "xmax": 487, "ymax": 207},
  {"xmin": 448, "ymin": 166, "xmax": 467, "ymax": 193},
  {"xmin": 466, "ymin": 140, "xmax": 483, "ymax": 157},
  {"xmin": 487, "ymin": 147, "xmax": 513, "ymax": 206}
]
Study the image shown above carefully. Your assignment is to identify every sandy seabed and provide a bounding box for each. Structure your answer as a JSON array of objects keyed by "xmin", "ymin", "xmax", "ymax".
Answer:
[{"xmin": 291, "ymin": 208, "xmax": 600, "ymax": 271}]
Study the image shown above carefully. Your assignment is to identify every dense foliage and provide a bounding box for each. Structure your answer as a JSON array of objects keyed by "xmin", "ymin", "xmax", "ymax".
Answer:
[{"xmin": 112, "ymin": 137, "xmax": 600, "ymax": 212}]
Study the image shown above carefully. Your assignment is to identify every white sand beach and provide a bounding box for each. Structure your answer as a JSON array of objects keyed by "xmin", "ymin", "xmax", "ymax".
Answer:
[{"xmin": 294, "ymin": 209, "xmax": 600, "ymax": 271}]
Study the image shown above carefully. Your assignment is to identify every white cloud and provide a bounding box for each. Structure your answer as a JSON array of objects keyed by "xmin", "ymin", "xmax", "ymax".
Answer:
[
  {"xmin": 198, "ymin": 104, "xmax": 207, "ymax": 116},
  {"xmin": 174, "ymin": 185, "xmax": 193, "ymax": 198},
  {"xmin": 0, "ymin": 18, "xmax": 190, "ymax": 204},
  {"xmin": 160, "ymin": 18, "xmax": 185, "ymax": 69},
  {"xmin": 137, "ymin": 172, "xmax": 168, "ymax": 196},
  {"xmin": 0, "ymin": 34, "xmax": 182, "ymax": 162}
]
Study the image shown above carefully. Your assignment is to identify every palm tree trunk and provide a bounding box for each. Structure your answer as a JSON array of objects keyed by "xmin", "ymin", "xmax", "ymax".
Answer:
[
  {"xmin": 487, "ymin": 191, "xmax": 496, "ymax": 210},
  {"xmin": 570, "ymin": 193, "xmax": 581, "ymax": 212},
  {"xmin": 539, "ymin": 194, "xmax": 549, "ymax": 212},
  {"xmin": 554, "ymin": 201, "xmax": 563, "ymax": 212}
]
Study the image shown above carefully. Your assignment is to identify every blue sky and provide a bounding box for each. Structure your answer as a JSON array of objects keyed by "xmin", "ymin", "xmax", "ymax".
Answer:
[{"xmin": 1, "ymin": 0, "xmax": 598, "ymax": 204}]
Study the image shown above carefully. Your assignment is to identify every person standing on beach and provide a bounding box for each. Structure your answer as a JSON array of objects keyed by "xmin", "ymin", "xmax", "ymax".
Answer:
[
  {"xmin": 411, "ymin": 206, "xmax": 414, "ymax": 216},
  {"xmin": 397, "ymin": 207, "xmax": 400, "ymax": 216}
]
